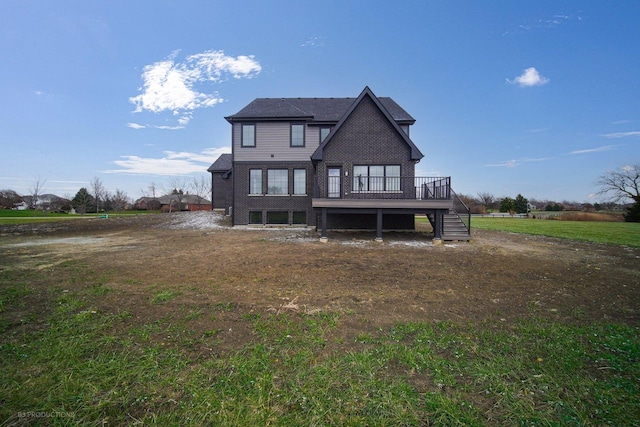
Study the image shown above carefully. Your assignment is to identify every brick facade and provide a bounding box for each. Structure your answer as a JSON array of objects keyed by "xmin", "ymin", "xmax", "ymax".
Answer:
[
  {"xmin": 316, "ymin": 95, "xmax": 416, "ymax": 200},
  {"xmin": 233, "ymin": 161, "xmax": 315, "ymax": 226},
  {"xmin": 211, "ymin": 172, "xmax": 232, "ymax": 214}
]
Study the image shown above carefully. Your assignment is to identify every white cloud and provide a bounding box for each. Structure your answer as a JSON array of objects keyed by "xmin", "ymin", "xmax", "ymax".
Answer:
[
  {"xmin": 601, "ymin": 131, "xmax": 640, "ymax": 138},
  {"xmin": 502, "ymin": 13, "xmax": 579, "ymax": 36},
  {"xmin": 526, "ymin": 128, "xmax": 549, "ymax": 133},
  {"xmin": 484, "ymin": 160, "xmax": 518, "ymax": 168},
  {"xmin": 301, "ymin": 36, "xmax": 326, "ymax": 48},
  {"xmin": 569, "ymin": 145, "xmax": 616, "ymax": 155},
  {"xmin": 485, "ymin": 156, "xmax": 555, "ymax": 168},
  {"xmin": 153, "ymin": 125, "xmax": 184, "ymax": 130},
  {"xmin": 129, "ymin": 50, "xmax": 261, "ymax": 127},
  {"xmin": 522, "ymin": 157, "xmax": 554, "ymax": 162},
  {"xmin": 104, "ymin": 147, "xmax": 231, "ymax": 176},
  {"xmin": 507, "ymin": 67, "xmax": 549, "ymax": 87},
  {"xmin": 127, "ymin": 123, "xmax": 146, "ymax": 129}
]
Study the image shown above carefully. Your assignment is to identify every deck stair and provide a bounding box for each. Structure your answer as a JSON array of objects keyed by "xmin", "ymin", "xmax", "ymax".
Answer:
[
  {"xmin": 427, "ymin": 210, "xmax": 472, "ymax": 241},
  {"xmin": 441, "ymin": 211, "xmax": 472, "ymax": 241}
]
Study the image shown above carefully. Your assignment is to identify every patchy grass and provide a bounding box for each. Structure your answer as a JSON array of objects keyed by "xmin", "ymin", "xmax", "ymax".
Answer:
[
  {"xmin": 151, "ymin": 289, "xmax": 182, "ymax": 305},
  {"xmin": 470, "ymin": 217, "xmax": 640, "ymax": 247},
  {"xmin": 1, "ymin": 262, "xmax": 638, "ymax": 425}
]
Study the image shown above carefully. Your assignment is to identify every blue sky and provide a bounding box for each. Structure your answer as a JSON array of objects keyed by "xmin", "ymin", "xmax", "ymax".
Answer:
[{"xmin": 1, "ymin": 1, "xmax": 639, "ymax": 203}]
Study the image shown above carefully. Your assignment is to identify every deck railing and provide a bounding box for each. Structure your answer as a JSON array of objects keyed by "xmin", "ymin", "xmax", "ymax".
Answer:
[{"xmin": 317, "ymin": 176, "xmax": 451, "ymax": 200}]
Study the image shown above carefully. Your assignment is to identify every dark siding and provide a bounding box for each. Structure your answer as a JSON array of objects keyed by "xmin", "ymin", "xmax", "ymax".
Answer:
[
  {"xmin": 212, "ymin": 172, "xmax": 232, "ymax": 214},
  {"xmin": 233, "ymin": 161, "xmax": 315, "ymax": 226}
]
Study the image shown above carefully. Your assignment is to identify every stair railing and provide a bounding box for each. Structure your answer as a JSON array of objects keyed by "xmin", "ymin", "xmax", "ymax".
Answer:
[{"xmin": 451, "ymin": 189, "xmax": 471, "ymax": 234}]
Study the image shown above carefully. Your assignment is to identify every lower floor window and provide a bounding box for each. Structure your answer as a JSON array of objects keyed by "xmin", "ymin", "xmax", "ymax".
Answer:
[
  {"xmin": 266, "ymin": 211, "xmax": 288, "ymax": 224},
  {"xmin": 249, "ymin": 211, "xmax": 262, "ymax": 224},
  {"xmin": 292, "ymin": 211, "xmax": 306, "ymax": 224}
]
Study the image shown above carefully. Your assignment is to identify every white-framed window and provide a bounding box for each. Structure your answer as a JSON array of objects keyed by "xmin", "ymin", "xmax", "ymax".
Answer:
[
  {"xmin": 293, "ymin": 169, "xmax": 306, "ymax": 195},
  {"xmin": 249, "ymin": 169, "xmax": 262, "ymax": 195},
  {"xmin": 291, "ymin": 123, "xmax": 305, "ymax": 147},
  {"xmin": 241, "ymin": 124, "xmax": 256, "ymax": 147},
  {"xmin": 267, "ymin": 169, "xmax": 288, "ymax": 195},
  {"xmin": 353, "ymin": 165, "xmax": 401, "ymax": 192}
]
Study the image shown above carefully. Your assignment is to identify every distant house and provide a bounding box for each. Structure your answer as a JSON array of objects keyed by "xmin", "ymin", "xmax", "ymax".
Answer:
[
  {"xmin": 208, "ymin": 87, "xmax": 471, "ymax": 241},
  {"xmin": 133, "ymin": 197, "xmax": 161, "ymax": 211},
  {"xmin": 134, "ymin": 194, "xmax": 211, "ymax": 212},
  {"xmin": 22, "ymin": 194, "xmax": 70, "ymax": 212}
]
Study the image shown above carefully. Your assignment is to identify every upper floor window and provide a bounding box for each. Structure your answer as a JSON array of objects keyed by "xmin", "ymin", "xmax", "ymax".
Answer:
[
  {"xmin": 291, "ymin": 124, "xmax": 305, "ymax": 147},
  {"xmin": 241, "ymin": 124, "xmax": 255, "ymax": 147},
  {"xmin": 353, "ymin": 165, "xmax": 401, "ymax": 192},
  {"xmin": 320, "ymin": 127, "xmax": 331, "ymax": 143}
]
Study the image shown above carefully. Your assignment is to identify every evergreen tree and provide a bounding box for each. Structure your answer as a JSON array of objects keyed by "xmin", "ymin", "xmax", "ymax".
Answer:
[
  {"xmin": 514, "ymin": 194, "xmax": 529, "ymax": 214},
  {"xmin": 623, "ymin": 197, "xmax": 640, "ymax": 222},
  {"xmin": 499, "ymin": 197, "xmax": 515, "ymax": 213},
  {"xmin": 72, "ymin": 187, "xmax": 95, "ymax": 214}
]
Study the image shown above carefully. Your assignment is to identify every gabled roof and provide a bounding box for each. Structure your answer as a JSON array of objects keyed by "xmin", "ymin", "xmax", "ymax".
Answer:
[
  {"xmin": 311, "ymin": 87, "xmax": 424, "ymax": 161},
  {"xmin": 225, "ymin": 94, "xmax": 415, "ymax": 124},
  {"xmin": 207, "ymin": 153, "xmax": 232, "ymax": 172}
]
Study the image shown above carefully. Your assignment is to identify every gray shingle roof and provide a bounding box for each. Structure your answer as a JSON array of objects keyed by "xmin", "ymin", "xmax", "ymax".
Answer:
[
  {"xmin": 225, "ymin": 95, "xmax": 415, "ymax": 124},
  {"xmin": 207, "ymin": 153, "xmax": 232, "ymax": 172}
]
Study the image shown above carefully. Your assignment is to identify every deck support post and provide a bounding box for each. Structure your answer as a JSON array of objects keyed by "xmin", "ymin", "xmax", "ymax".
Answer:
[
  {"xmin": 433, "ymin": 210, "xmax": 443, "ymax": 243},
  {"xmin": 375, "ymin": 209, "xmax": 383, "ymax": 242},
  {"xmin": 320, "ymin": 208, "xmax": 328, "ymax": 242}
]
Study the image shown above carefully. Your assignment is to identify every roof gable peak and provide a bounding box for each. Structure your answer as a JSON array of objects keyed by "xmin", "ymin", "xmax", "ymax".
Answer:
[{"xmin": 311, "ymin": 87, "xmax": 424, "ymax": 161}]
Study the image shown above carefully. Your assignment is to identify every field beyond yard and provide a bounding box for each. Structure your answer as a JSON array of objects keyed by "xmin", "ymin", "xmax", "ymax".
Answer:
[{"xmin": 1, "ymin": 212, "xmax": 638, "ymax": 425}]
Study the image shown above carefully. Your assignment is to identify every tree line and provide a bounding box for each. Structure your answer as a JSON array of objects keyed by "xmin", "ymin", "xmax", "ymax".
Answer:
[
  {"xmin": 455, "ymin": 164, "xmax": 640, "ymax": 222},
  {"xmin": 0, "ymin": 175, "xmax": 212, "ymax": 214}
]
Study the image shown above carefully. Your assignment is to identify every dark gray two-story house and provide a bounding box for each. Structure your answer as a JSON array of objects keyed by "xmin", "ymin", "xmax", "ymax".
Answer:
[{"xmin": 209, "ymin": 87, "xmax": 470, "ymax": 242}]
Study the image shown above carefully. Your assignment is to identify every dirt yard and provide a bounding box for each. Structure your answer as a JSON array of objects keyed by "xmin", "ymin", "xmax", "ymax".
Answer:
[{"xmin": 1, "ymin": 212, "xmax": 639, "ymax": 353}]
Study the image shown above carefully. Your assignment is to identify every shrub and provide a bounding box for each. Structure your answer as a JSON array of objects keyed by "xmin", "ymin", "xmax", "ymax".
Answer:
[{"xmin": 552, "ymin": 212, "xmax": 623, "ymax": 222}]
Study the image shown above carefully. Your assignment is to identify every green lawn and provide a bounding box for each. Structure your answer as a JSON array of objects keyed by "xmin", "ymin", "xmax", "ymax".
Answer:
[
  {"xmin": 1, "ymin": 221, "xmax": 638, "ymax": 424},
  {"xmin": 0, "ymin": 209, "xmax": 155, "ymax": 225},
  {"xmin": 470, "ymin": 217, "xmax": 640, "ymax": 247},
  {"xmin": 1, "ymin": 271, "xmax": 637, "ymax": 425}
]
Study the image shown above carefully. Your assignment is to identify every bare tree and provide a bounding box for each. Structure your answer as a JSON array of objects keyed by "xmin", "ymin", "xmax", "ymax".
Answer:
[
  {"xmin": 477, "ymin": 192, "xmax": 496, "ymax": 210},
  {"xmin": 191, "ymin": 175, "xmax": 211, "ymax": 209},
  {"xmin": 148, "ymin": 181, "xmax": 159, "ymax": 210},
  {"xmin": 0, "ymin": 189, "xmax": 22, "ymax": 208},
  {"xmin": 30, "ymin": 176, "xmax": 47, "ymax": 215},
  {"xmin": 166, "ymin": 177, "xmax": 188, "ymax": 212},
  {"xmin": 90, "ymin": 177, "xmax": 106, "ymax": 213},
  {"xmin": 597, "ymin": 164, "xmax": 640, "ymax": 222},
  {"xmin": 112, "ymin": 189, "xmax": 130, "ymax": 211},
  {"xmin": 597, "ymin": 164, "xmax": 640, "ymax": 202}
]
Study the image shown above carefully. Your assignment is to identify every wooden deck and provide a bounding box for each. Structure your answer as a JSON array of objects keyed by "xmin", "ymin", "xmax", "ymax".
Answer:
[{"xmin": 312, "ymin": 198, "xmax": 454, "ymax": 210}]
